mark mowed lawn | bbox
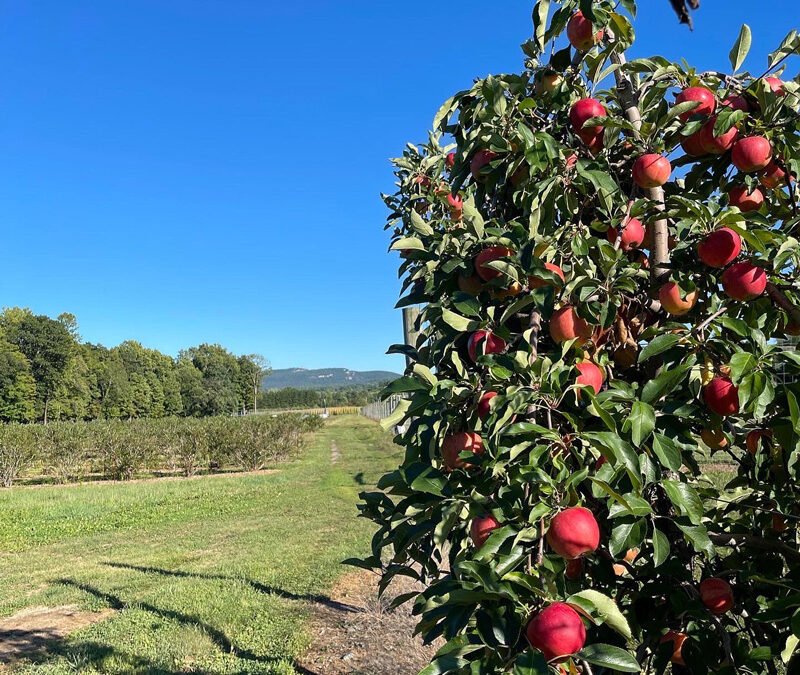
[0,416,400,675]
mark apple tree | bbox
[352,2,800,673]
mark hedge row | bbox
[0,413,324,487]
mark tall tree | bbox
[0,342,36,422]
[238,354,271,413]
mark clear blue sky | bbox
[1,1,796,372]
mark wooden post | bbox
[402,307,420,369]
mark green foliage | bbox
[356,1,800,673]
[258,384,388,410]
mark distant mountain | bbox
[261,368,400,391]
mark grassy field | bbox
[0,415,401,675]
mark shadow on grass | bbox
[54,579,321,675]
[102,562,360,613]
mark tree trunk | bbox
[43,396,49,425]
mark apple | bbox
[470,514,501,548]
[746,429,772,454]
[700,578,734,614]
[681,131,707,157]
[728,185,763,212]
[475,246,514,282]
[565,558,583,580]
[722,94,749,112]
[765,76,785,96]
[660,631,688,666]
[413,174,431,189]
[492,282,523,300]
[546,506,600,559]
[579,128,604,153]
[529,262,565,289]
[595,455,608,469]
[721,262,767,301]
[699,118,738,154]
[471,150,499,181]
[442,432,484,470]
[565,152,578,169]
[731,136,772,173]
[659,282,698,316]
[759,161,793,189]
[607,217,645,251]
[703,376,740,417]
[446,151,456,169]
[576,361,603,396]
[772,513,788,533]
[458,274,483,296]
[698,228,742,268]
[785,321,800,337]
[701,427,728,450]
[468,330,506,362]
[675,86,716,121]
[477,391,498,419]
[550,306,592,344]
[526,603,586,662]
[447,194,463,221]
[613,548,639,576]
[567,11,604,51]
[535,70,563,95]
[632,154,671,188]
[569,98,606,134]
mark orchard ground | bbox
[0,415,735,674]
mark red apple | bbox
[467,330,506,362]
[721,262,767,301]
[471,150,498,181]
[576,361,603,396]
[698,228,742,268]
[550,306,592,344]
[470,514,501,548]
[413,174,431,189]
[728,185,763,212]
[458,274,483,296]
[759,161,792,189]
[607,217,645,251]
[579,127,605,153]
[722,94,749,112]
[731,136,772,173]
[447,194,463,221]
[565,558,583,579]
[526,603,586,662]
[660,631,688,666]
[565,152,578,169]
[675,86,716,121]
[786,321,800,337]
[700,578,734,615]
[442,432,484,470]
[659,282,698,316]
[701,427,728,450]
[446,151,456,169]
[569,98,606,133]
[477,391,498,420]
[474,246,514,282]
[681,131,707,157]
[746,429,772,454]
[546,506,600,559]
[699,118,738,155]
[529,262,566,289]
[765,77,785,96]
[567,11,603,51]
[632,154,671,188]
[703,377,740,416]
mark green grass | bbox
[0,415,401,675]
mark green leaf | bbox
[651,433,682,472]
[404,463,451,497]
[576,644,641,672]
[638,334,679,363]
[662,480,703,524]
[729,351,757,383]
[512,650,549,675]
[641,364,691,404]
[729,24,752,71]
[568,589,632,640]
[676,522,716,558]
[609,518,647,558]
[768,30,799,69]
[380,398,411,431]
[410,209,434,236]
[441,309,479,332]
[390,236,425,252]
[652,526,670,567]
[532,0,550,53]
[625,401,655,446]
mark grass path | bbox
[0,416,399,674]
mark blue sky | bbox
[1,1,797,372]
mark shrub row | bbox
[0,413,324,487]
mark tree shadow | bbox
[102,562,360,613]
[55,579,321,675]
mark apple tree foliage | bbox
[351,1,800,673]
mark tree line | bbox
[0,413,323,487]
[0,307,270,423]
[257,384,388,410]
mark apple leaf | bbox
[729,24,752,72]
[568,589,633,640]
[638,333,680,363]
[576,644,641,672]
[652,526,670,567]
[624,401,655,446]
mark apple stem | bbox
[580,660,595,675]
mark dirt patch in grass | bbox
[0,605,114,664]
[298,569,439,675]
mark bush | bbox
[0,424,36,487]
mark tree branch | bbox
[766,282,800,327]
[709,532,800,563]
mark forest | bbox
[0,307,268,423]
